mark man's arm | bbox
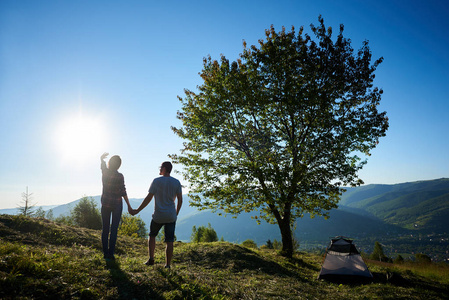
[176,193,183,215]
[134,193,154,215]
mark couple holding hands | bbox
[100,153,182,269]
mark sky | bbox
[1,0,448,209]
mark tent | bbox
[318,236,373,280]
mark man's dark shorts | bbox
[149,220,176,242]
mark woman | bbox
[100,152,133,260]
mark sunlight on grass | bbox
[1,215,449,299]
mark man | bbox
[132,161,182,268]
[100,152,133,260]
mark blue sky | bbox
[0,0,448,209]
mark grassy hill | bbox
[1,215,449,299]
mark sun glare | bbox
[54,114,107,165]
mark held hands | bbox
[128,206,138,216]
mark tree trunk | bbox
[278,217,293,258]
[268,202,294,258]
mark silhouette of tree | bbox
[18,186,36,217]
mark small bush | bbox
[242,239,258,249]
[191,223,218,243]
[272,239,282,250]
[119,213,147,238]
[415,253,432,264]
[394,254,404,264]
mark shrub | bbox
[242,239,258,249]
[118,213,147,238]
[191,223,218,243]
[272,239,282,250]
[54,214,75,226]
[394,254,404,264]
[415,253,431,264]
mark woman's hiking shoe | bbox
[144,258,154,266]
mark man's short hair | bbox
[161,161,172,174]
[109,155,122,171]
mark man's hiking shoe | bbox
[165,265,171,269]
[144,258,154,266]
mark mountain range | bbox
[2,178,448,259]
[340,178,449,232]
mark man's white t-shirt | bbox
[149,176,182,223]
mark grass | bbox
[1,214,448,299]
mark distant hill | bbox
[3,195,402,246]
[0,205,58,216]
[176,206,404,248]
[340,178,449,231]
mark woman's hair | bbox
[108,155,122,171]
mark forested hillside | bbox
[340,178,449,231]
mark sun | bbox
[54,113,107,165]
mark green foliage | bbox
[54,214,75,226]
[171,16,388,258]
[241,239,258,249]
[118,213,148,238]
[415,253,432,264]
[34,207,46,218]
[45,209,54,220]
[370,241,389,262]
[71,196,102,230]
[394,254,404,264]
[191,224,218,243]
[265,239,274,249]
[272,239,283,250]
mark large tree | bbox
[171,17,389,258]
